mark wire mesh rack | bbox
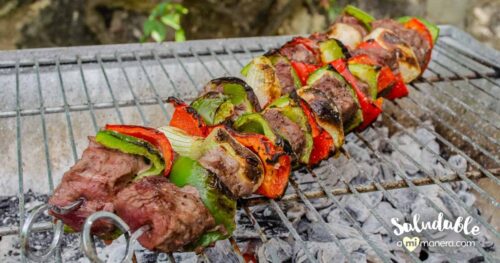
[0,26,498,262]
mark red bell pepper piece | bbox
[330,59,383,130]
[383,74,409,100]
[105,124,174,176]
[228,130,291,199]
[167,97,209,137]
[402,18,433,72]
[290,61,320,85]
[377,66,397,94]
[348,54,378,66]
[299,100,334,166]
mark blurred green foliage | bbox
[142,1,188,43]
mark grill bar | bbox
[1,26,498,262]
[435,42,500,93]
[96,54,125,124]
[115,54,150,126]
[432,47,499,102]
[409,79,500,149]
[77,57,99,132]
[422,69,500,129]
[15,61,27,263]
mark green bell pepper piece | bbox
[343,5,375,31]
[170,156,236,249]
[95,130,165,179]
[397,16,440,44]
[213,100,235,124]
[348,63,378,99]
[307,66,347,86]
[241,61,252,76]
[319,39,346,63]
[191,93,230,125]
[233,113,278,143]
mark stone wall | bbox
[0,0,498,50]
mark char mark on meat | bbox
[199,128,263,197]
[262,109,305,158]
[351,40,400,72]
[114,176,215,252]
[48,137,148,235]
[310,75,359,123]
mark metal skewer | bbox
[20,198,84,261]
[81,211,150,263]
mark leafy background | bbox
[0,0,498,50]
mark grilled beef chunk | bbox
[48,137,148,235]
[309,75,359,123]
[351,40,399,72]
[262,108,305,157]
[372,19,430,68]
[199,147,241,196]
[114,176,215,252]
[274,60,297,94]
[199,128,264,197]
[280,44,317,64]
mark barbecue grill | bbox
[0,26,498,262]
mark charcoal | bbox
[362,202,404,236]
[342,196,371,222]
[448,155,468,174]
[257,238,292,263]
[203,240,241,263]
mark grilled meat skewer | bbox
[22,5,439,260]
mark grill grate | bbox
[0,26,498,262]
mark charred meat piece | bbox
[48,137,148,235]
[351,40,399,72]
[114,176,215,252]
[372,19,431,68]
[274,59,298,94]
[280,43,317,64]
[199,128,264,197]
[309,74,359,123]
[262,108,306,157]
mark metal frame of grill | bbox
[0,25,498,262]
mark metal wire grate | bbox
[0,26,498,262]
